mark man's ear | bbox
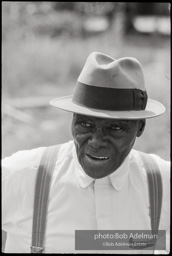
[137,119,146,137]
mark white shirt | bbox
[2,140,170,254]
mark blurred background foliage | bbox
[2,2,170,160]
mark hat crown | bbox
[78,52,145,90]
[50,51,165,119]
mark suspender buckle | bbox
[30,246,44,253]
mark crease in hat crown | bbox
[77,52,145,90]
[49,51,166,119]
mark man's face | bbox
[72,114,145,179]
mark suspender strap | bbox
[139,151,163,234]
[31,145,59,253]
[129,151,163,250]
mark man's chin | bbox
[86,171,108,179]
[81,156,116,179]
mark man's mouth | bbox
[86,154,109,161]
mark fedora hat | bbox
[50,52,165,119]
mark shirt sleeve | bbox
[1,147,45,232]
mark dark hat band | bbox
[72,82,148,111]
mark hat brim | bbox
[50,96,165,119]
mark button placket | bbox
[94,178,111,229]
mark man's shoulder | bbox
[2,141,74,179]
[130,149,170,178]
[130,151,170,233]
[2,146,45,173]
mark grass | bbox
[2,30,170,160]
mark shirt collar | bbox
[108,155,130,191]
[73,145,95,188]
[72,142,131,191]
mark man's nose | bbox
[88,129,107,149]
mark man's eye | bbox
[80,122,92,127]
[111,126,122,131]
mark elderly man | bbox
[2,52,170,254]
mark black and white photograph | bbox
[2,2,170,254]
